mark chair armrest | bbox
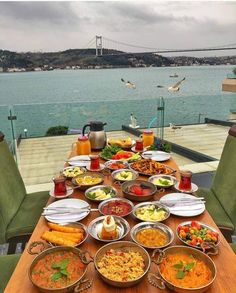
[0,132,4,142]
[218,225,234,242]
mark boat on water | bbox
[169,73,178,78]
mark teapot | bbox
[82,121,107,150]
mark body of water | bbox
[0,65,235,140]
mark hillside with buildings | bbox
[0,48,235,72]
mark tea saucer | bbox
[86,164,105,172]
[174,182,198,193]
[49,186,74,199]
[131,146,147,153]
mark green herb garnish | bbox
[176,271,185,279]
[173,261,195,280]
[173,261,183,269]
[87,192,97,199]
[51,259,69,281]
[51,272,63,281]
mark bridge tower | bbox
[95,35,103,56]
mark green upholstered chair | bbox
[230,243,236,254]
[0,132,49,253]
[0,253,21,293]
[197,125,236,241]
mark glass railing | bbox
[1,94,235,141]
[0,105,17,160]
[11,99,160,139]
[227,73,236,79]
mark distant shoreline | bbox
[0,63,235,74]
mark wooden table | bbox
[5,153,236,293]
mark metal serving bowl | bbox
[87,215,130,242]
[48,222,88,248]
[148,175,177,189]
[94,241,151,288]
[62,166,86,179]
[131,222,174,249]
[111,168,139,183]
[98,197,134,217]
[132,201,170,222]
[176,221,220,253]
[149,246,217,293]
[72,172,104,190]
[84,185,118,202]
[28,243,89,293]
[122,180,157,202]
[104,160,129,171]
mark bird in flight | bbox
[121,78,136,89]
[168,77,186,92]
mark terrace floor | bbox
[17,130,193,187]
[17,123,229,188]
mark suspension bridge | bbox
[81,35,236,57]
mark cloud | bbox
[0,2,78,25]
[0,1,235,55]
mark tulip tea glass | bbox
[90,155,100,170]
[179,170,192,191]
[53,175,67,196]
[135,138,144,151]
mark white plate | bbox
[142,151,171,162]
[160,193,205,217]
[174,182,198,193]
[86,164,105,172]
[45,198,90,224]
[67,155,90,167]
[49,186,73,199]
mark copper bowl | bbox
[94,241,151,287]
[149,246,217,293]
[28,242,90,293]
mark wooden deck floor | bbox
[17,130,193,186]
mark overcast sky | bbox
[0,1,236,57]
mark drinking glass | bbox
[135,138,144,151]
[90,155,100,170]
[179,170,192,191]
[142,130,154,147]
[53,175,67,196]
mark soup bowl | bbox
[148,245,217,293]
[28,242,91,293]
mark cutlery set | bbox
[42,206,98,216]
[42,197,205,216]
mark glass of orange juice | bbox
[142,130,154,147]
[76,135,91,155]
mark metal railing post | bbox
[8,108,18,164]
[157,97,165,140]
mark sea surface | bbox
[0,65,235,140]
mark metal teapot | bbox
[82,121,107,150]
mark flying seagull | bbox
[168,77,185,92]
[121,78,136,89]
